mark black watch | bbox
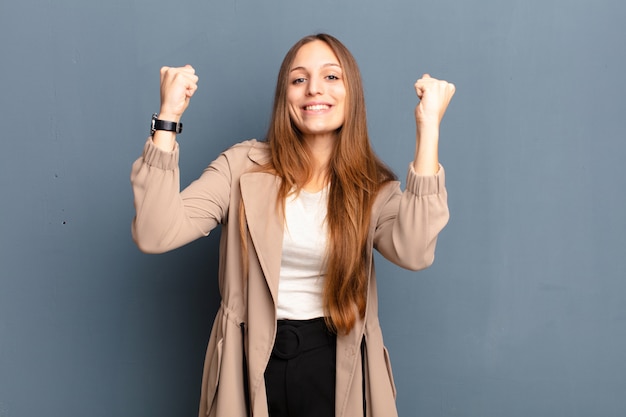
[150,113,183,135]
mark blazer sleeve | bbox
[130,138,233,254]
[373,164,449,271]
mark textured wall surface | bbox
[1,0,625,416]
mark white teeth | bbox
[305,104,330,111]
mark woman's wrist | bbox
[151,130,177,152]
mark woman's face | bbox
[286,40,346,142]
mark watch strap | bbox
[151,113,183,135]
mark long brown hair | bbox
[264,34,396,334]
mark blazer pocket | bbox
[205,337,224,414]
[383,346,397,399]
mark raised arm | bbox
[412,74,455,175]
[373,75,454,270]
[131,65,231,254]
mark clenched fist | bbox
[414,74,455,128]
[159,65,199,122]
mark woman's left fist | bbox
[414,74,455,126]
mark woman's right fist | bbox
[159,65,198,121]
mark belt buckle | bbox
[272,325,301,360]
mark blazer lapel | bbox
[239,147,283,305]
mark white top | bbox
[276,187,329,320]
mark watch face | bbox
[150,114,157,135]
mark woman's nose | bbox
[306,77,323,96]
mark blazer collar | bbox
[246,141,271,166]
[239,143,283,304]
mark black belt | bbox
[272,317,335,360]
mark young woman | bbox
[131,33,454,417]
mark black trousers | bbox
[264,318,337,417]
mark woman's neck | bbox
[302,133,335,193]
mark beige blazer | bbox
[131,138,449,417]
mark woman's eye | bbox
[292,78,306,85]
[326,74,339,80]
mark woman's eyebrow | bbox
[290,63,342,72]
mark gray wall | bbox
[1,0,625,416]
